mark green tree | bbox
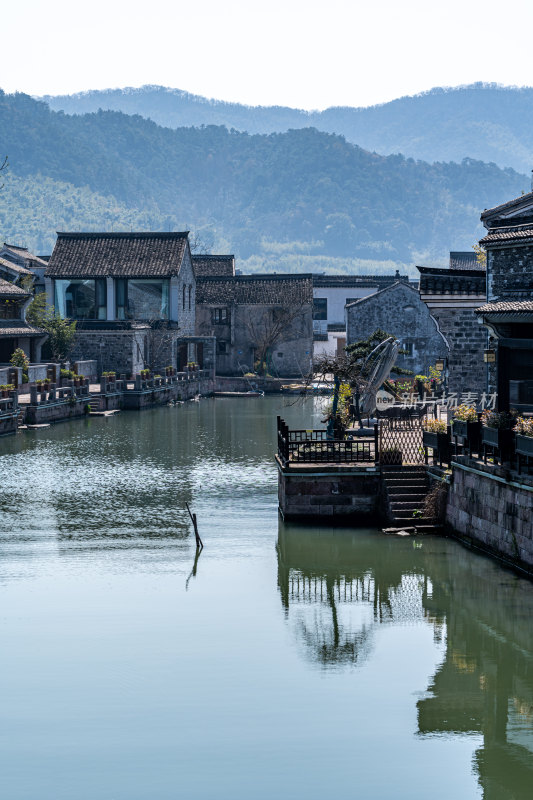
[43,310,77,363]
[26,291,47,326]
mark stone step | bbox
[385,478,428,492]
[390,499,426,509]
[389,494,428,503]
[391,510,433,522]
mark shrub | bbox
[453,404,478,422]
[423,419,447,433]
[515,416,533,437]
[481,409,516,429]
[10,348,29,371]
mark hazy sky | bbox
[3,0,533,109]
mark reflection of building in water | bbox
[277,523,533,797]
[418,553,533,799]
[277,523,444,667]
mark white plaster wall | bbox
[313,286,377,326]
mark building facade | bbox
[476,193,533,412]
[0,278,46,364]
[196,274,313,377]
[346,281,448,376]
[312,272,410,357]
[418,261,487,396]
[45,232,201,375]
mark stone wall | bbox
[446,456,533,575]
[70,330,146,376]
[430,307,487,395]
[196,302,313,377]
[346,283,448,376]
[487,245,533,301]
[277,459,381,519]
[177,247,196,335]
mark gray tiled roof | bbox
[480,226,533,245]
[477,301,533,313]
[312,273,409,288]
[0,256,33,276]
[2,244,49,268]
[196,274,313,305]
[449,251,480,270]
[46,232,190,278]
[192,254,235,278]
[0,278,30,297]
[480,191,533,222]
[0,320,45,336]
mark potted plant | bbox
[515,416,533,458]
[0,384,8,398]
[452,404,481,453]
[423,419,451,464]
[481,409,516,459]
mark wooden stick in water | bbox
[186,503,204,549]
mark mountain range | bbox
[0,87,528,273]
[44,83,533,174]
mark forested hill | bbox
[43,83,533,174]
[0,91,527,271]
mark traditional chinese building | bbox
[0,278,46,364]
[195,274,313,377]
[418,252,487,396]
[44,232,212,375]
[476,194,533,412]
[345,281,448,376]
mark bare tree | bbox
[189,230,215,255]
[143,321,178,373]
[246,301,310,376]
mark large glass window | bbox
[55,279,106,320]
[313,298,328,320]
[115,278,169,320]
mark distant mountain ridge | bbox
[42,83,533,173]
[0,90,528,270]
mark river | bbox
[0,396,532,799]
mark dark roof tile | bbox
[46,232,190,278]
[192,254,235,278]
[0,278,30,297]
[196,274,313,305]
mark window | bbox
[277,352,283,358]
[213,308,228,324]
[115,279,169,320]
[313,298,327,321]
[183,284,186,310]
[55,279,106,320]
[188,285,192,311]
[217,340,228,354]
[402,341,414,356]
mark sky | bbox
[3,0,533,109]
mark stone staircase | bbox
[87,396,103,413]
[381,466,435,528]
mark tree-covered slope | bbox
[43,83,533,173]
[0,91,528,268]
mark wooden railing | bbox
[277,417,377,465]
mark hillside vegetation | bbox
[0,90,528,270]
[43,83,533,174]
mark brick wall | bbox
[446,458,533,574]
[487,245,533,301]
[430,307,487,395]
[347,283,448,375]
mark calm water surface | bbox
[0,396,532,799]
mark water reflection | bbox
[277,522,533,798]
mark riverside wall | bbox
[446,456,533,575]
[277,457,381,520]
